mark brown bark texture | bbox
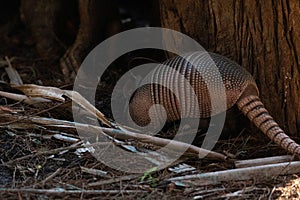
[159,0,300,136]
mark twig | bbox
[40,168,62,185]
[88,174,140,187]
[218,187,267,198]
[0,101,68,126]
[0,188,147,195]
[64,90,113,127]
[4,141,112,165]
[81,167,111,178]
[0,91,51,105]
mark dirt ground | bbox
[0,9,300,200]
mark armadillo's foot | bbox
[60,42,90,82]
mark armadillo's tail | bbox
[237,95,300,155]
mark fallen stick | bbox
[168,161,300,187]
[234,155,295,168]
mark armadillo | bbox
[128,51,300,155]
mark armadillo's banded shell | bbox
[129,52,258,126]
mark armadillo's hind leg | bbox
[237,95,300,155]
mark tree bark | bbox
[160,0,300,136]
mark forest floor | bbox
[0,27,300,200]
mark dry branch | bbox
[235,155,295,168]
[0,91,51,104]
[168,161,300,187]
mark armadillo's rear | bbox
[129,51,300,155]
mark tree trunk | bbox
[159,0,300,136]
